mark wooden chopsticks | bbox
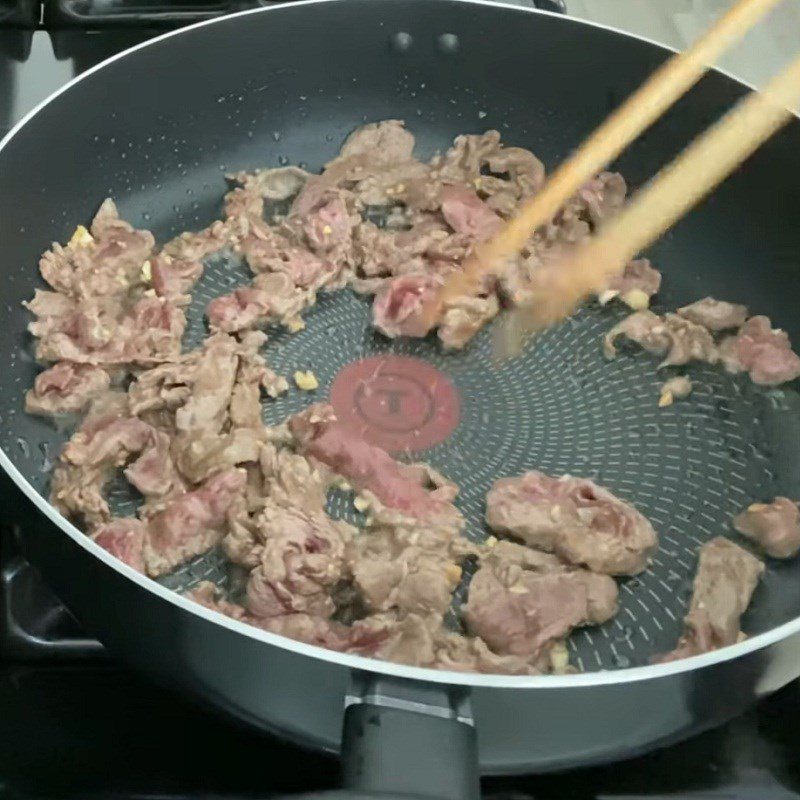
[423,0,793,353]
[501,52,800,350]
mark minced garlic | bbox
[69,225,94,248]
[621,289,650,311]
[293,370,319,391]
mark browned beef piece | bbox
[173,333,238,435]
[142,468,247,576]
[206,272,313,333]
[603,310,717,368]
[162,219,232,262]
[372,273,442,339]
[604,258,662,300]
[174,428,265,485]
[438,293,499,350]
[230,331,287,425]
[724,316,800,386]
[52,394,183,523]
[61,414,152,468]
[439,184,503,241]
[432,628,540,675]
[27,201,186,368]
[242,230,335,290]
[677,297,748,331]
[27,291,185,367]
[188,582,391,656]
[123,429,184,501]
[661,537,764,662]
[259,442,331,511]
[245,501,354,618]
[464,541,618,665]
[39,199,154,299]
[229,166,309,205]
[25,362,111,417]
[487,471,657,576]
[346,526,463,618]
[150,253,204,306]
[322,120,417,186]
[734,498,800,559]
[221,442,332,568]
[51,463,113,528]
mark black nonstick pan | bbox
[2,2,800,798]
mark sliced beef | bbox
[259,442,331,512]
[174,428,263,485]
[486,471,657,575]
[246,502,353,618]
[433,629,540,675]
[124,429,183,501]
[289,404,449,517]
[206,286,273,334]
[62,415,152,468]
[439,185,503,241]
[188,582,391,656]
[29,293,185,367]
[244,235,334,291]
[51,463,113,527]
[352,221,427,279]
[729,316,800,386]
[39,199,154,300]
[150,253,204,306]
[438,293,499,350]
[603,310,717,368]
[25,362,111,417]
[605,258,662,300]
[346,526,463,617]
[174,333,238,434]
[229,166,309,204]
[207,272,312,333]
[27,202,186,368]
[128,353,198,417]
[734,498,800,559]
[92,518,146,572]
[434,130,504,185]
[323,120,417,184]
[464,540,618,665]
[677,297,748,331]
[372,273,441,339]
[143,468,246,576]
[661,537,763,661]
[162,220,232,262]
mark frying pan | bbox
[2,1,800,797]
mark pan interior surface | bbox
[1,0,800,675]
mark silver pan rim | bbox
[2,0,798,689]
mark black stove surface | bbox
[1,3,800,798]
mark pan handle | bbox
[339,674,480,800]
[272,674,480,800]
[533,0,567,13]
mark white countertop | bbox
[566,0,800,92]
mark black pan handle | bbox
[273,674,480,800]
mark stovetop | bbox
[2,1,800,797]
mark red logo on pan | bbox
[330,356,460,453]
